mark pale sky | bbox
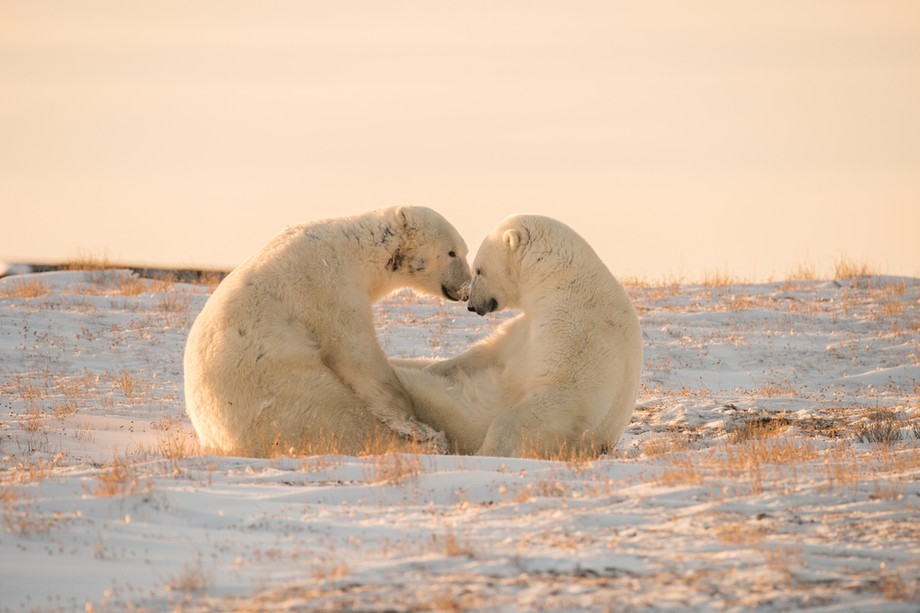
[2,1,918,281]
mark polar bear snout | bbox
[441,284,462,302]
[438,258,472,302]
[468,296,498,316]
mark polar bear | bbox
[184,206,470,457]
[395,214,643,458]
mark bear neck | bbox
[518,263,601,314]
[360,220,413,300]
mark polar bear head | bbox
[467,214,580,316]
[390,206,471,302]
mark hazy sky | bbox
[2,1,918,281]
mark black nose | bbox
[467,305,476,312]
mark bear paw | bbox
[397,418,450,454]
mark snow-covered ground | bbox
[1,269,918,612]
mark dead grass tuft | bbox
[785,261,818,283]
[157,428,202,468]
[2,490,63,536]
[724,429,819,470]
[653,417,824,493]
[165,552,215,594]
[855,409,905,446]
[701,269,736,289]
[714,515,766,546]
[17,406,48,433]
[1,278,49,299]
[439,527,476,557]
[364,452,424,485]
[726,415,792,445]
[112,369,150,402]
[642,431,692,457]
[748,378,798,398]
[879,572,920,602]
[656,455,705,487]
[719,293,760,312]
[0,454,66,486]
[834,255,877,280]
[89,454,149,498]
[64,252,117,272]
[53,401,77,419]
[6,372,51,400]
[115,277,148,297]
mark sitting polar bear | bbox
[184,206,470,457]
[395,214,643,458]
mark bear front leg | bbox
[322,339,448,452]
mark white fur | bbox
[184,206,470,456]
[396,214,643,458]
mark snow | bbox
[1,270,918,611]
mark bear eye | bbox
[448,251,456,258]
[475,268,482,276]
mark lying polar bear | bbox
[395,214,643,458]
[184,206,470,456]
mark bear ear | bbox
[502,228,526,251]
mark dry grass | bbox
[364,452,424,485]
[113,277,149,297]
[718,292,760,312]
[56,369,101,398]
[0,454,66,486]
[438,527,476,557]
[111,369,151,402]
[0,278,49,299]
[642,431,693,457]
[823,458,863,491]
[53,400,77,419]
[701,269,736,288]
[157,428,203,471]
[17,406,47,433]
[165,552,215,594]
[89,454,149,498]
[154,289,193,327]
[489,429,614,462]
[2,490,63,536]
[722,426,819,491]
[713,514,766,546]
[879,572,920,602]
[645,417,920,501]
[622,276,684,295]
[746,378,798,398]
[656,454,706,487]
[725,415,789,444]
[726,419,818,463]
[5,371,52,400]
[855,408,906,445]
[834,255,877,280]
[785,261,818,283]
[654,417,823,492]
[64,252,118,272]
[821,442,920,501]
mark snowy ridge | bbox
[1,271,918,611]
